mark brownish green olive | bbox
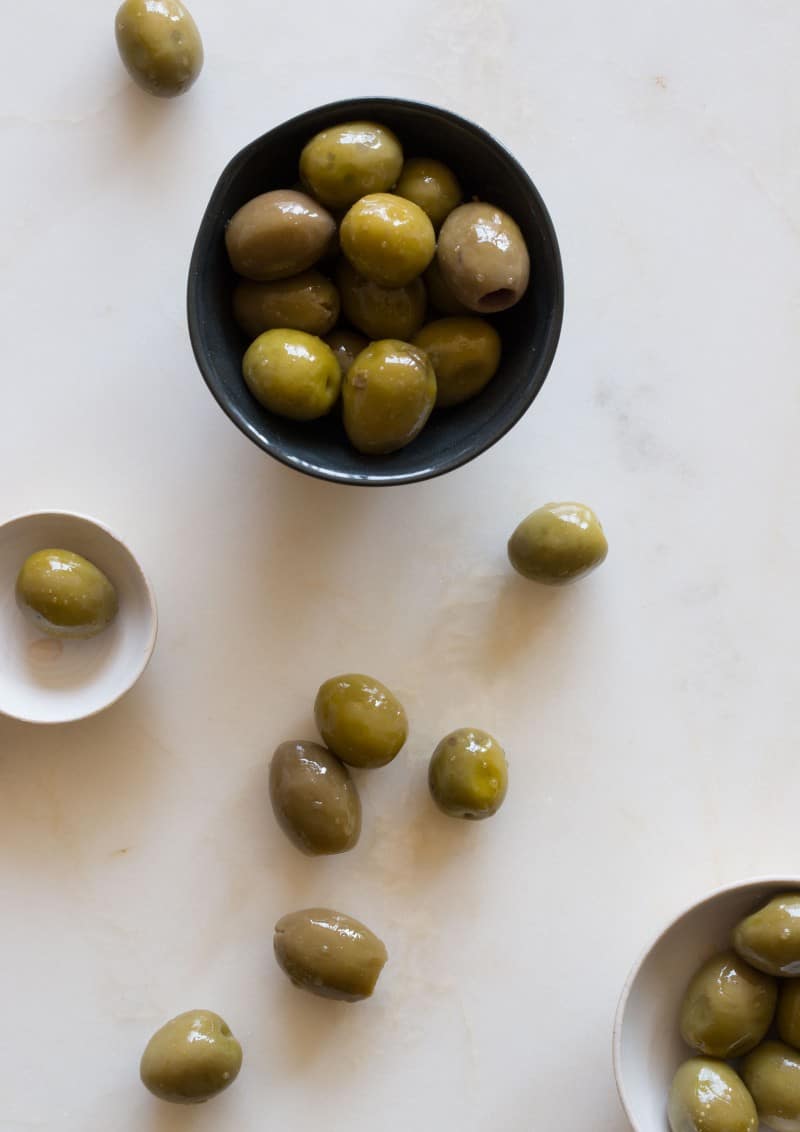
[242,329,341,420]
[343,340,436,455]
[299,122,403,210]
[428,729,508,820]
[314,673,407,769]
[115,0,203,98]
[733,894,800,976]
[336,260,426,340]
[16,549,118,639]
[778,982,800,1050]
[413,317,501,407]
[274,908,388,1002]
[233,271,339,339]
[437,202,530,313]
[424,258,470,316]
[325,329,368,377]
[668,1059,758,1132]
[742,1042,800,1132]
[395,157,462,230]
[225,190,335,282]
[340,193,435,286]
[269,740,361,856]
[679,950,777,1058]
[140,1010,242,1104]
[507,502,608,585]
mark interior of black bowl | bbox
[188,97,564,485]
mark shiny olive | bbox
[742,1042,800,1132]
[325,329,368,377]
[424,258,470,316]
[270,740,361,856]
[16,549,118,639]
[779,982,800,1050]
[733,893,800,976]
[314,673,407,769]
[428,729,508,820]
[242,329,340,421]
[336,259,426,340]
[395,157,462,230]
[679,950,777,1058]
[115,0,203,98]
[233,272,339,339]
[343,339,436,455]
[299,121,403,210]
[437,201,530,313]
[140,1010,242,1104]
[668,1059,758,1132]
[225,190,335,282]
[340,193,435,286]
[507,502,608,585]
[274,908,388,1002]
[413,316,501,407]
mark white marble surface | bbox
[1,2,799,1129]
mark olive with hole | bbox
[742,1041,800,1132]
[115,0,203,98]
[314,673,407,769]
[779,982,800,1050]
[395,157,462,230]
[270,740,361,856]
[437,202,530,313]
[300,121,403,210]
[325,329,368,377]
[679,950,777,1058]
[507,502,608,585]
[733,894,800,976]
[667,1059,757,1132]
[140,1010,242,1104]
[274,908,388,1001]
[226,190,335,282]
[428,728,508,820]
[424,258,470,316]
[242,329,341,421]
[343,340,436,455]
[337,260,426,341]
[16,549,118,639]
[413,317,501,407]
[233,272,340,339]
[340,193,435,287]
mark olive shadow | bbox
[268,977,351,1073]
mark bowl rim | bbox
[0,508,159,725]
[612,873,800,1131]
[187,95,565,487]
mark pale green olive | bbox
[340,193,435,286]
[742,1041,800,1132]
[428,728,508,820]
[242,329,341,421]
[395,157,462,230]
[507,502,608,585]
[343,339,436,455]
[274,908,388,1001]
[668,1059,758,1132]
[679,950,777,1058]
[115,0,203,98]
[16,549,118,639]
[314,673,407,769]
[413,316,501,407]
[299,122,403,210]
[140,1010,242,1104]
[733,894,800,976]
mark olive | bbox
[325,329,368,377]
[507,502,608,585]
[428,728,508,820]
[242,329,341,421]
[733,893,800,976]
[269,740,361,856]
[424,258,470,316]
[395,157,462,230]
[779,982,800,1050]
[668,1059,757,1132]
[413,316,501,407]
[343,340,436,455]
[140,1010,242,1104]
[742,1041,800,1132]
[115,0,203,98]
[340,193,435,286]
[16,549,118,639]
[225,190,335,282]
[274,908,388,1002]
[299,121,403,210]
[336,260,426,340]
[314,673,407,769]
[679,950,777,1058]
[437,201,530,313]
[233,271,339,339]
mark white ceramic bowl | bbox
[0,511,157,724]
[613,876,800,1132]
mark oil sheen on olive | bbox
[437,201,530,313]
[115,0,203,98]
[314,673,408,769]
[340,193,436,287]
[16,549,118,639]
[667,1059,758,1132]
[299,121,404,210]
[679,950,777,1058]
[413,316,501,407]
[507,502,608,585]
[742,1041,800,1132]
[269,740,361,856]
[394,157,462,230]
[242,329,341,421]
[428,728,508,820]
[733,894,800,976]
[233,272,339,339]
[343,340,436,455]
[273,908,388,1001]
[225,190,335,282]
[140,1010,242,1104]
[336,260,426,340]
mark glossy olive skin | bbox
[508,502,608,585]
[680,950,777,1058]
[742,1042,800,1132]
[115,0,203,98]
[395,157,462,230]
[734,894,800,976]
[325,329,368,377]
[428,729,508,820]
[140,1010,242,1104]
[668,1059,758,1132]
[242,329,341,421]
[413,317,501,408]
[314,673,407,769]
[270,740,361,856]
[337,260,426,340]
[225,190,335,282]
[299,121,403,210]
[16,549,118,639]
[274,908,388,1001]
[343,340,436,455]
[424,258,470,316]
[233,272,339,339]
[438,202,530,313]
[340,194,435,287]
[778,982,800,1050]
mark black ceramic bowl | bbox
[188,97,564,486]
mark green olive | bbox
[340,193,435,286]
[742,1041,800,1132]
[437,201,530,313]
[274,908,388,1002]
[424,258,470,316]
[779,982,800,1050]
[325,329,368,377]
[115,0,203,98]
[679,950,777,1058]
[233,272,339,339]
[413,316,501,407]
[336,260,426,340]
[395,157,462,230]
[428,729,508,820]
[270,740,361,856]
[140,1010,242,1104]
[507,502,608,585]
[16,549,118,639]
[225,190,336,282]
[299,121,403,210]
[733,893,800,976]
[314,673,407,769]
[343,339,436,455]
[242,329,341,421]
[668,1059,758,1132]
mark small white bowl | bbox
[0,511,157,724]
[613,875,800,1132]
